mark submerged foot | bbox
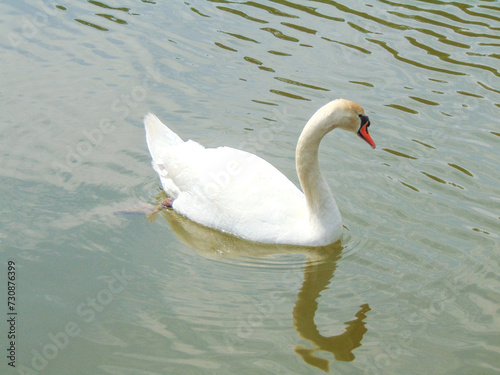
[113,197,174,221]
[144,198,174,220]
[146,198,174,217]
[161,198,175,208]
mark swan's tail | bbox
[144,113,184,163]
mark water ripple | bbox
[3,0,500,373]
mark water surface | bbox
[1,0,499,374]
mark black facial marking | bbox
[358,114,370,128]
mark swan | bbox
[144,99,375,246]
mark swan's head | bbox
[313,99,376,149]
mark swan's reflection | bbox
[154,207,370,372]
[293,254,370,371]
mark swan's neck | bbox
[296,119,341,232]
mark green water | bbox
[1,0,499,374]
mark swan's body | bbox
[144,99,375,246]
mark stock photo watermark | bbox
[51,65,164,186]
[362,277,463,375]
[15,268,135,375]
[7,1,64,48]
[6,261,17,369]
[223,268,302,352]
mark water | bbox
[1,0,499,374]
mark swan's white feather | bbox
[145,114,309,244]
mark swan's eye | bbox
[359,114,370,128]
[357,114,375,148]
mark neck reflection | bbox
[293,251,370,372]
[156,208,370,372]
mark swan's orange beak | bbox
[358,120,376,149]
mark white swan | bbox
[144,99,375,246]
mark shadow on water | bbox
[151,206,370,372]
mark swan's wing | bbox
[144,114,184,154]
[158,141,306,242]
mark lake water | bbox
[1,0,499,374]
